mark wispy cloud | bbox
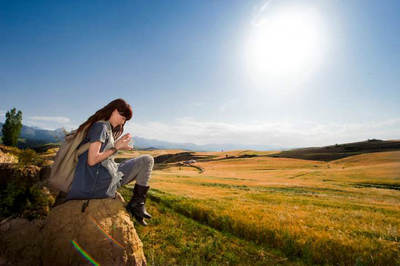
[126,117,400,148]
[251,0,277,27]
[24,116,77,131]
[28,116,71,123]
[6,113,399,148]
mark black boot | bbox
[135,184,152,219]
[126,184,152,226]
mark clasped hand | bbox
[114,133,134,151]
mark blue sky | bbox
[1,0,399,148]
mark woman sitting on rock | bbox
[65,98,154,226]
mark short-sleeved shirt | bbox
[65,121,115,200]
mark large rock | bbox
[42,197,146,266]
[0,149,18,164]
[0,197,146,266]
[0,217,45,265]
[0,163,42,187]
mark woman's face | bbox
[111,108,127,127]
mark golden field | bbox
[35,145,400,264]
[123,150,400,265]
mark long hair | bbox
[76,98,133,140]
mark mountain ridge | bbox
[0,122,285,151]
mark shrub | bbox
[17,148,44,167]
[0,164,54,220]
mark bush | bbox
[0,164,54,220]
[17,148,44,167]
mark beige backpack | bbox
[48,124,92,193]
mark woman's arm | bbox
[87,141,117,166]
[87,132,132,166]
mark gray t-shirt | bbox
[65,121,116,200]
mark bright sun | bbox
[244,5,327,90]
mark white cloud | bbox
[125,117,400,148]
[28,116,71,123]
[24,116,77,131]
[16,114,399,147]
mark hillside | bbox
[132,149,400,265]
[1,142,399,264]
[267,139,400,161]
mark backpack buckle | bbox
[81,200,90,213]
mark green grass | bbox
[122,185,400,266]
[118,186,298,266]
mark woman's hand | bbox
[114,133,134,151]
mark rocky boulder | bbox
[0,148,18,164]
[1,197,146,266]
[0,217,45,265]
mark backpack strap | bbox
[77,142,91,156]
[75,120,108,157]
[81,199,90,213]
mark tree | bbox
[2,108,23,147]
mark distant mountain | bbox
[0,122,285,151]
[0,122,65,147]
[132,136,285,151]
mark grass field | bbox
[119,150,400,265]
[119,186,298,265]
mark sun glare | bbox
[244,5,328,91]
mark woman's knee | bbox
[140,155,154,169]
